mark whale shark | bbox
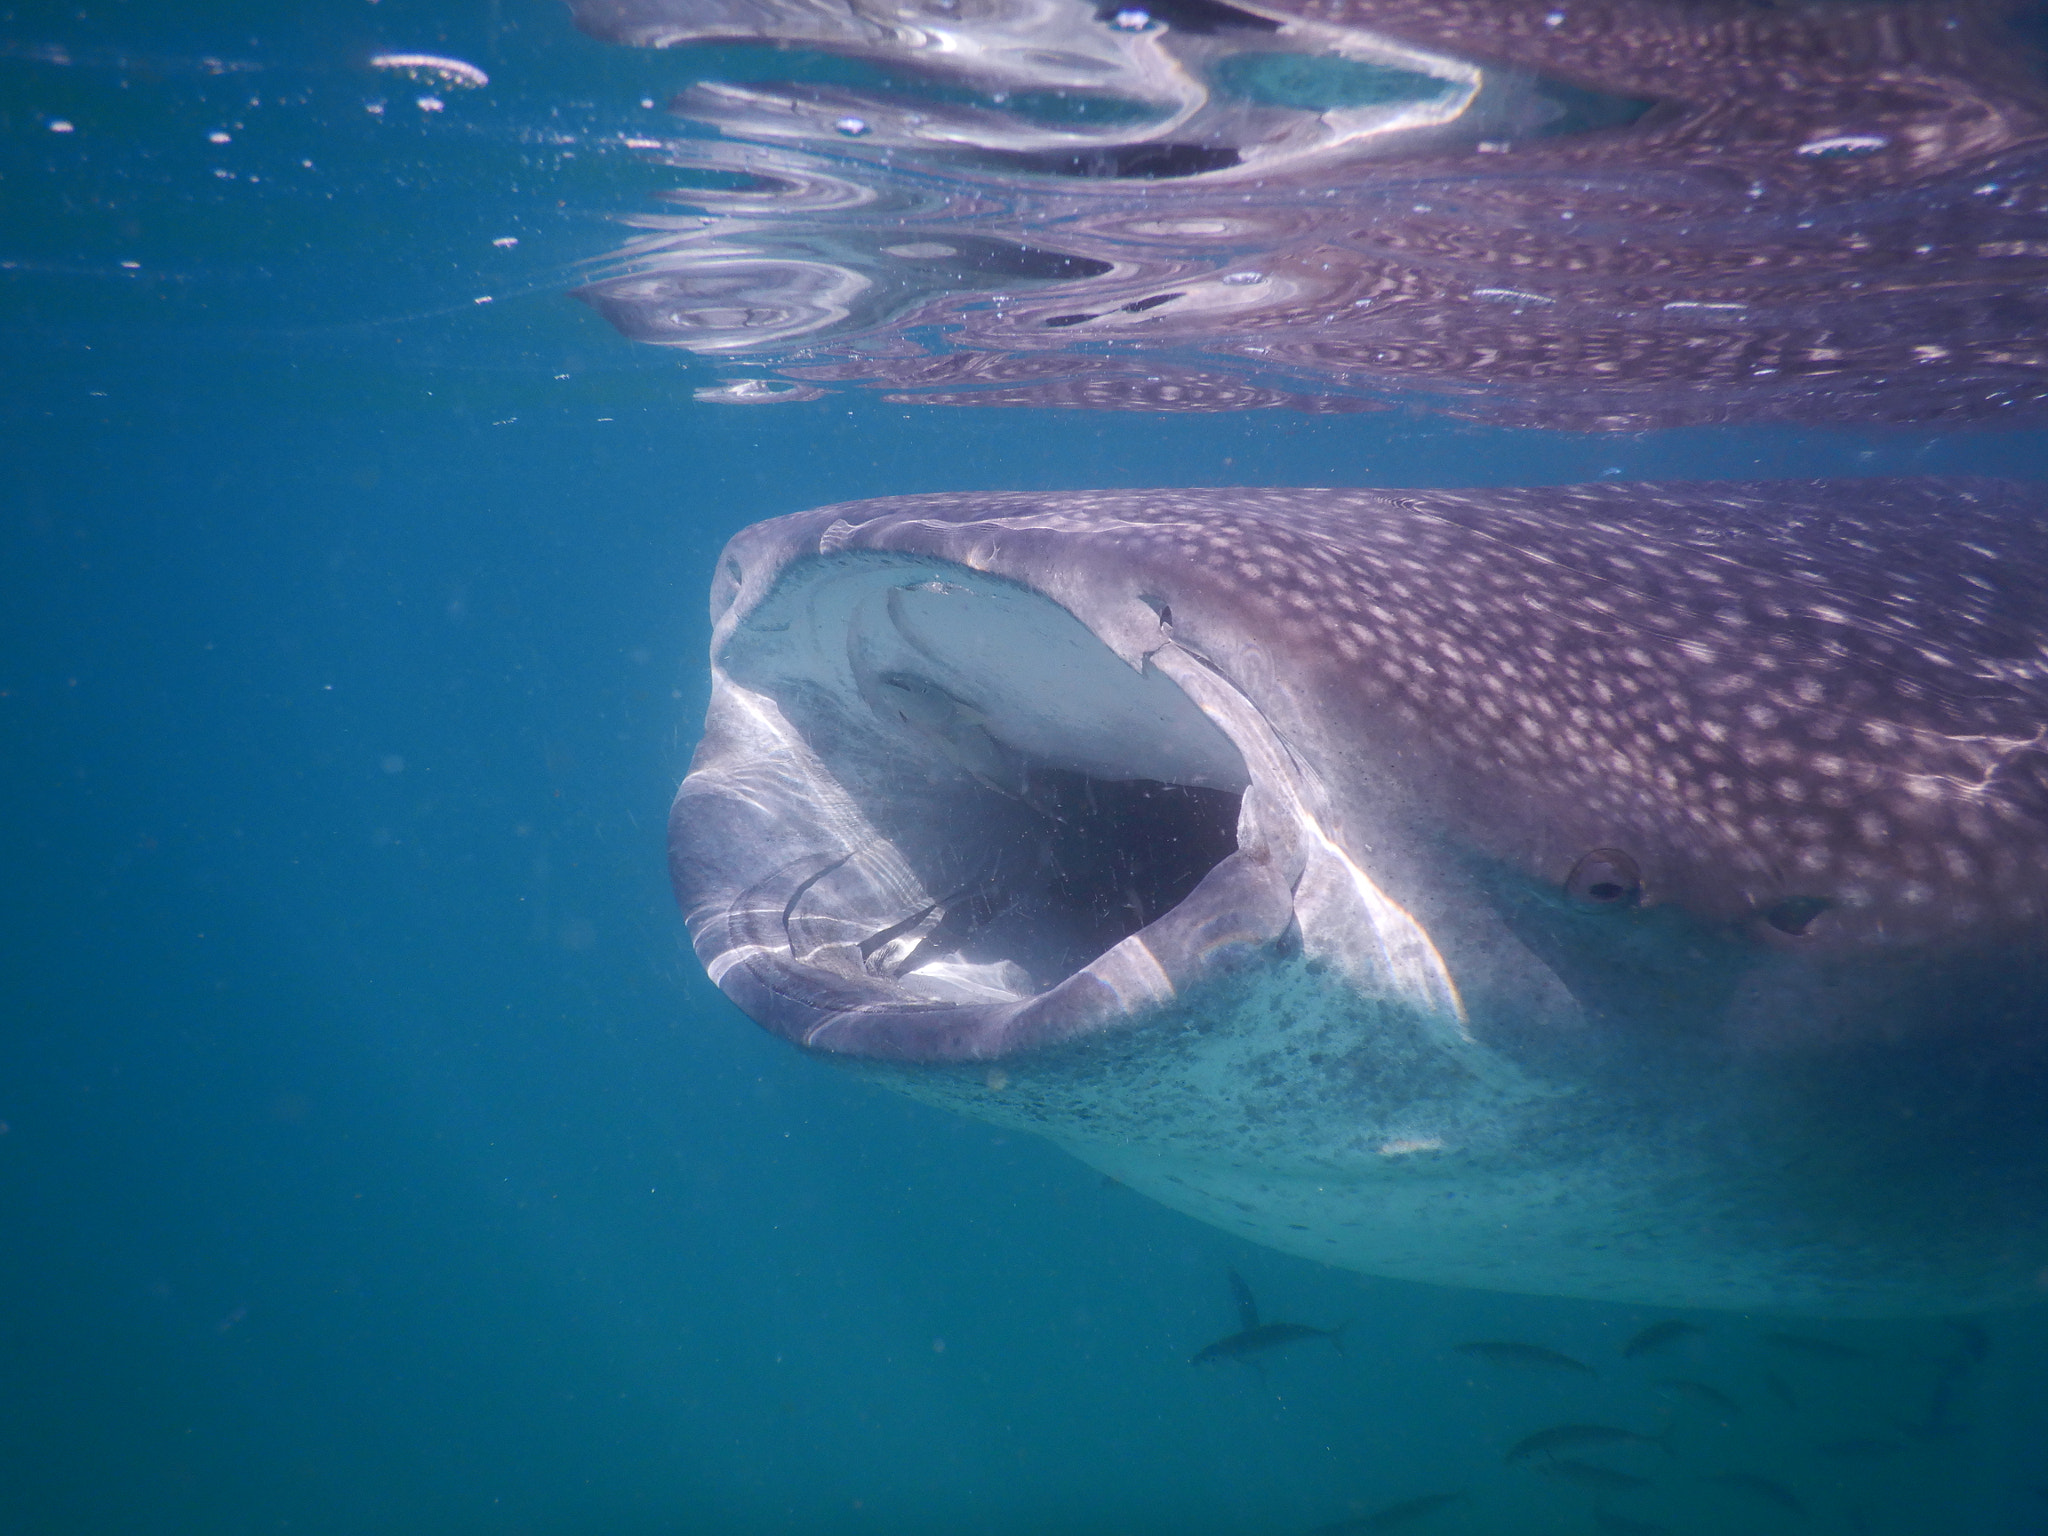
[670,480,2048,1315]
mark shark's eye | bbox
[1565,848,1641,907]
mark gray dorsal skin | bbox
[671,480,2048,1315]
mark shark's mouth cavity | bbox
[825,760,1244,998]
[682,554,1286,1059]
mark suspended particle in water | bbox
[1113,8,1151,28]
[834,115,869,137]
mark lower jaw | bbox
[847,956,2048,1315]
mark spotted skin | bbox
[675,480,2048,1312]
[719,481,2048,952]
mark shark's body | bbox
[671,481,2048,1314]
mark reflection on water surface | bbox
[568,0,2048,426]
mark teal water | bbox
[7,3,2048,1534]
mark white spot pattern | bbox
[768,481,2048,949]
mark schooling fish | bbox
[1193,1321,1345,1366]
[1762,1332,1868,1362]
[1622,1320,1705,1359]
[1192,1269,1344,1364]
[1944,1319,1990,1367]
[1533,1460,1651,1492]
[673,480,2048,1315]
[1764,1374,1801,1411]
[1504,1424,1672,1463]
[1594,1511,1673,1536]
[1456,1341,1596,1375]
[1309,1492,1462,1534]
[1704,1472,1807,1518]
[1908,1319,1992,1439]
[1655,1379,1744,1416]
[1228,1267,1260,1332]
[1816,1437,1906,1460]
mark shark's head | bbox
[672,481,2048,1314]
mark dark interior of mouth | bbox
[847,768,1243,994]
[719,558,1253,1003]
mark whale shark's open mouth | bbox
[674,552,1309,1059]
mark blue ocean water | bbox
[6,3,2048,1534]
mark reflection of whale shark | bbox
[671,480,2048,1315]
[573,0,2048,425]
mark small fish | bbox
[1704,1471,1807,1518]
[1816,1437,1904,1460]
[1902,1319,1991,1440]
[1228,1267,1260,1332]
[1192,1320,1345,1365]
[1504,1423,1673,1463]
[1941,1318,1990,1368]
[1764,1372,1800,1410]
[1454,1340,1596,1374]
[1308,1491,1463,1534]
[1533,1460,1652,1492]
[1622,1319,1704,1359]
[1762,1331,1867,1362]
[1909,1368,1968,1439]
[1595,1511,1673,1536]
[1655,1378,1743,1416]
[1943,1318,1989,1366]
